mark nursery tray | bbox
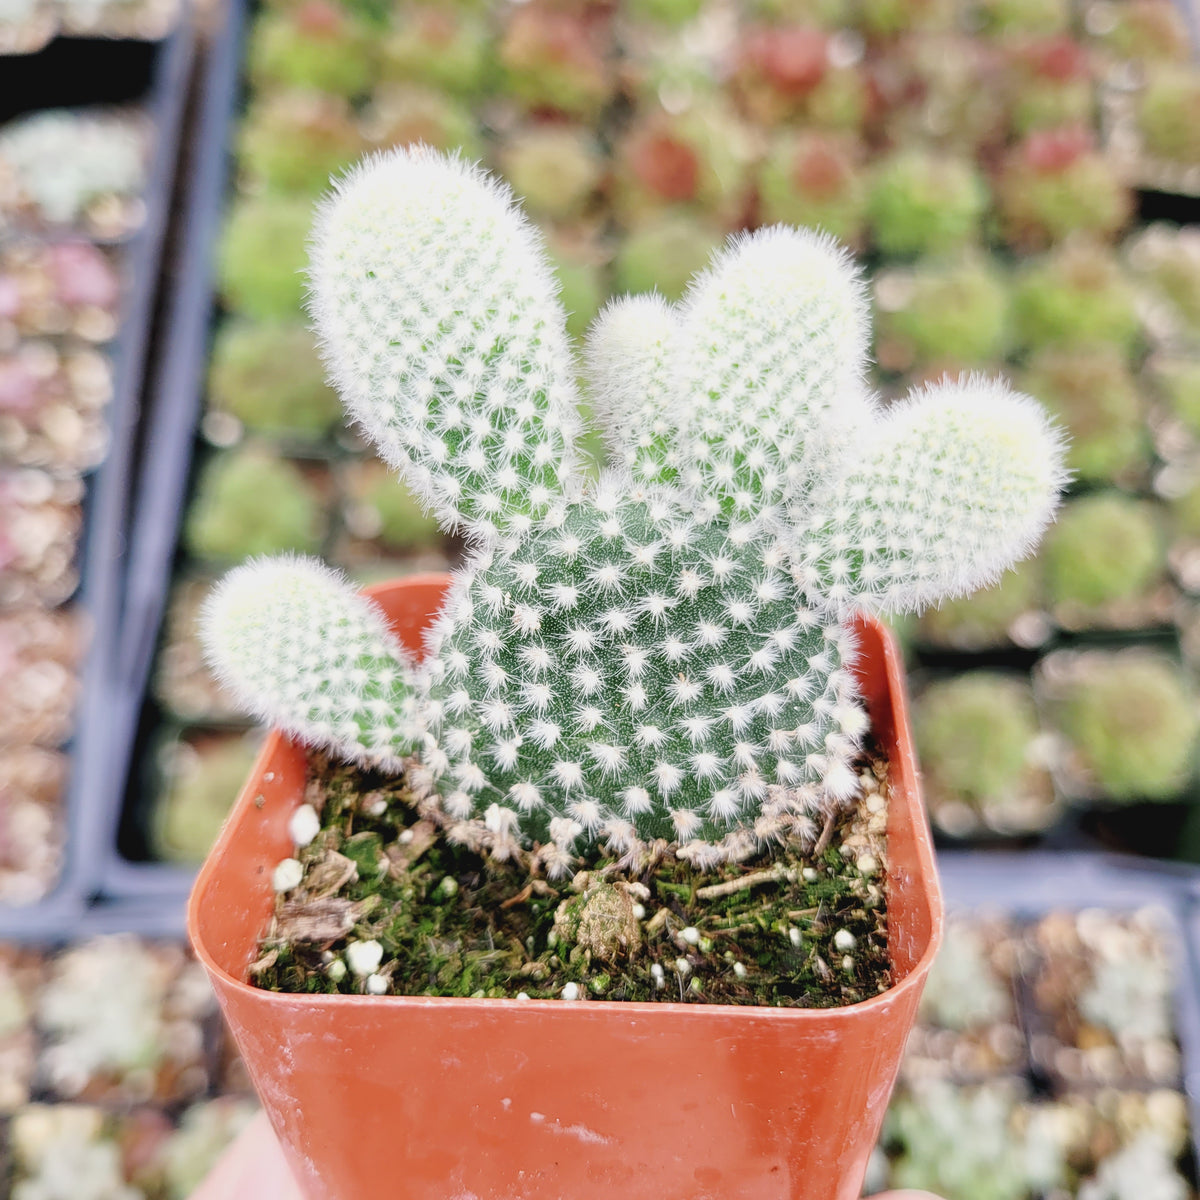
[0,18,195,937]
[938,849,1200,1175]
[89,0,245,904]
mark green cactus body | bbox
[1050,650,1199,800]
[1020,348,1145,484]
[185,449,325,563]
[1012,240,1140,356]
[867,149,989,258]
[1043,493,1165,611]
[203,147,1067,865]
[207,321,342,441]
[218,195,311,320]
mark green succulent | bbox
[380,4,492,97]
[874,255,1011,373]
[495,125,605,224]
[916,559,1042,650]
[1052,650,1199,799]
[362,84,481,159]
[1012,240,1140,356]
[867,149,989,258]
[547,244,606,341]
[246,0,375,97]
[975,0,1071,36]
[613,212,724,301]
[341,459,441,552]
[207,321,342,441]
[758,132,868,247]
[1094,0,1191,63]
[1152,357,1200,437]
[1129,225,1200,342]
[1137,65,1200,165]
[1020,347,1146,484]
[185,448,325,563]
[217,195,311,320]
[915,673,1043,818]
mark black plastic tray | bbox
[0,18,196,937]
[91,0,246,903]
[938,849,1200,1177]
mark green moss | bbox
[1054,651,1199,800]
[218,195,311,321]
[1020,347,1145,484]
[867,149,988,258]
[1042,493,1165,610]
[185,448,325,563]
[208,321,342,441]
[914,674,1040,813]
[254,751,890,1007]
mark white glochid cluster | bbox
[201,146,1068,869]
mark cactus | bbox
[867,148,989,258]
[237,90,365,196]
[360,84,481,159]
[914,673,1050,831]
[217,195,311,320]
[757,131,868,248]
[996,126,1132,250]
[246,0,375,98]
[1136,66,1200,166]
[380,4,492,97]
[1006,36,1096,137]
[202,147,1066,864]
[1012,239,1140,356]
[1043,493,1165,612]
[185,448,325,563]
[1048,650,1199,800]
[874,254,1011,374]
[1020,347,1146,484]
[207,320,342,441]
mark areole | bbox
[189,573,944,1200]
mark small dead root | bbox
[813,811,838,856]
[247,948,279,976]
[386,819,437,876]
[695,864,793,901]
[274,895,380,944]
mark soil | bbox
[252,748,892,1008]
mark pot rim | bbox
[188,572,943,1023]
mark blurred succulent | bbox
[880,35,1008,155]
[0,110,147,231]
[623,0,704,25]
[381,4,492,97]
[546,240,606,341]
[886,1079,1066,1200]
[1042,492,1166,613]
[1078,1132,1188,1200]
[858,0,956,37]
[340,458,442,552]
[1012,239,1140,356]
[497,3,615,119]
[360,84,481,158]
[237,91,365,196]
[1080,947,1174,1044]
[612,210,724,300]
[495,124,605,223]
[612,99,756,228]
[1006,36,1096,136]
[160,1099,261,1200]
[915,673,1048,830]
[10,1105,138,1200]
[184,448,325,563]
[207,320,342,442]
[1089,0,1191,64]
[217,195,310,320]
[915,558,1042,650]
[152,735,261,864]
[1137,66,1200,166]
[1128,225,1200,344]
[246,0,375,97]
[920,919,1012,1031]
[758,131,868,247]
[975,0,1072,36]
[1049,650,1200,800]
[1020,347,1146,484]
[1151,357,1200,438]
[996,126,1132,250]
[867,148,989,258]
[874,254,1010,374]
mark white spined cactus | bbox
[201,557,421,772]
[202,145,1067,868]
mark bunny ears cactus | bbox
[202,145,1067,867]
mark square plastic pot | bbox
[188,573,944,1200]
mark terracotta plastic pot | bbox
[189,573,943,1200]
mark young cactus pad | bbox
[202,146,1067,863]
